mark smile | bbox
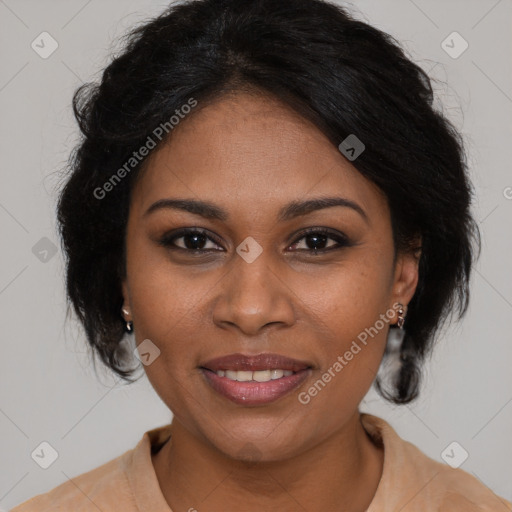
[199,353,312,406]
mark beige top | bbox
[12,413,512,511]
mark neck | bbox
[152,411,383,512]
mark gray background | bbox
[1,0,511,508]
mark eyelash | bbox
[158,227,352,255]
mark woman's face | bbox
[122,91,419,461]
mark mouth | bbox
[199,353,313,406]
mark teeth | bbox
[253,369,271,382]
[271,369,284,380]
[236,370,253,382]
[215,369,296,381]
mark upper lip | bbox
[200,353,312,372]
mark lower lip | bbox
[201,368,311,406]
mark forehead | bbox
[131,92,387,220]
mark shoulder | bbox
[11,423,172,512]
[10,449,135,512]
[361,413,512,511]
[406,443,512,511]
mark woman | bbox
[13,0,511,510]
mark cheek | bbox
[128,265,208,361]
[124,236,212,400]
[299,246,394,339]
[294,250,393,404]
[295,307,390,436]
[125,226,212,337]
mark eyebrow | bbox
[144,196,369,224]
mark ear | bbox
[390,240,422,318]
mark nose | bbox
[212,250,296,336]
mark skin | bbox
[121,90,420,512]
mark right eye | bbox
[158,228,224,253]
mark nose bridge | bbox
[213,244,295,334]
[232,249,276,306]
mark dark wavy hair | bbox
[57,0,480,404]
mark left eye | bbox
[288,228,350,253]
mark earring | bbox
[122,307,133,333]
[397,303,405,329]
